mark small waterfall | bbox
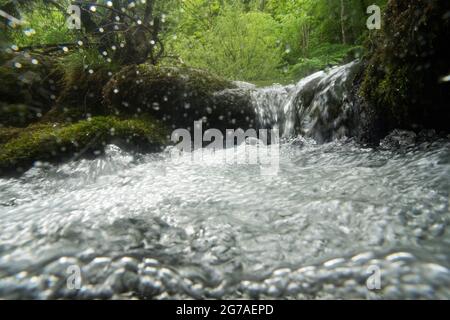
[250,84,295,135]
[250,61,361,142]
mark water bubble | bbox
[440,74,450,82]
[24,28,35,37]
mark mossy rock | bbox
[54,68,112,124]
[0,127,22,145]
[0,103,42,127]
[0,116,168,175]
[360,0,450,134]
[0,53,62,126]
[103,65,256,132]
[40,106,92,124]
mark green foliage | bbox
[168,0,388,81]
[55,48,121,112]
[277,11,313,64]
[2,0,390,82]
[60,48,117,76]
[290,44,362,80]
[170,8,282,80]
[8,2,74,48]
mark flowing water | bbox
[0,63,449,299]
[252,61,360,142]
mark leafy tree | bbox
[170,5,282,80]
[1,0,389,80]
[2,0,176,65]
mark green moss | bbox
[136,65,235,93]
[103,64,235,115]
[0,116,168,174]
[360,0,450,132]
[0,127,22,145]
[40,106,90,124]
[101,64,258,132]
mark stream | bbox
[0,63,449,299]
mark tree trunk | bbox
[259,0,267,11]
[340,0,347,44]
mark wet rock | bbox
[359,0,450,136]
[0,53,62,127]
[103,65,256,132]
[0,116,167,175]
[379,130,418,150]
